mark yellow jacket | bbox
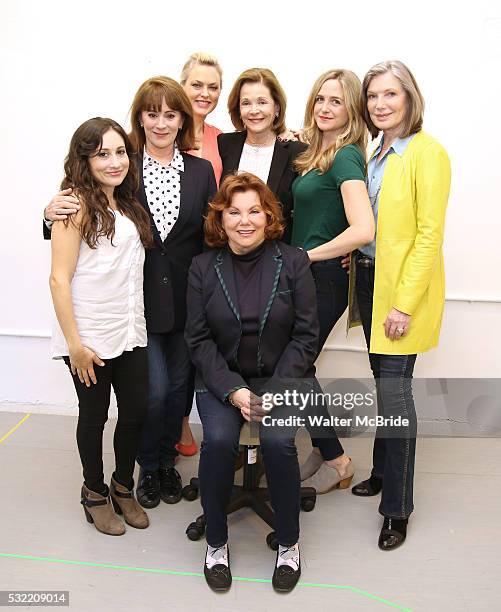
[349,131,451,355]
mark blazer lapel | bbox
[214,249,241,323]
[163,155,193,245]
[224,131,246,178]
[258,241,282,334]
[257,241,282,375]
[135,154,163,248]
[267,141,289,193]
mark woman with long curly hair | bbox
[50,117,152,535]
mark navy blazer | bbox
[217,131,307,243]
[184,240,319,403]
[44,152,216,334]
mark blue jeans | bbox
[196,391,300,548]
[356,262,417,519]
[136,331,194,471]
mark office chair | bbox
[183,421,316,550]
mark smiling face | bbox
[88,128,129,195]
[222,189,267,254]
[239,81,279,139]
[313,79,349,139]
[366,71,408,136]
[140,98,184,156]
[182,64,221,120]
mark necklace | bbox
[245,135,276,149]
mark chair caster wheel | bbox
[182,485,198,501]
[186,521,205,541]
[266,531,278,551]
[195,516,206,529]
[300,496,316,512]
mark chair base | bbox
[185,453,316,546]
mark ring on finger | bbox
[396,327,405,334]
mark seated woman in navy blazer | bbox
[217,68,306,242]
[185,173,319,593]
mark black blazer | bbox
[184,240,319,403]
[217,131,307,243]
[44,152,216,334]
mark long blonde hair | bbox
[294,69,367,174]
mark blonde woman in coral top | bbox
[176,52,225,456]
[180,52,224,187]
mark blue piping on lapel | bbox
[214,249,242,372]
[257,243,283,377]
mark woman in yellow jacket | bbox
[350,60,451,550]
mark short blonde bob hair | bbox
[204,172,284,248]
[179,52,223,87]
[362,60,425,139]
[129,76,195,152]
[226,68,286,135]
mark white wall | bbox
[1,0,500,414]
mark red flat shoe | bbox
[175,439,198,456]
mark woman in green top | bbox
[292,69,374,493]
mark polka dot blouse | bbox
[143,146,184,241]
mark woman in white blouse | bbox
[50,117,153,536]
[217,68,306,243]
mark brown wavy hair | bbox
[226,68,286,135]
[61,117,152,249]
[204,172,284,248]
[129,76,195,152]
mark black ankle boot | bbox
[352,475,382,497]
[378,517,407,551]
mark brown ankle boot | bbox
[110,477,149,529]
[81,485,125,536]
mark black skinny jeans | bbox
[355,262,417,519]
[308,258,349,460]
[64,346,149,494]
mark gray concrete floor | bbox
[1,411,500,611]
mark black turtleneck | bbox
[230,241,266,380]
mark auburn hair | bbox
[204,172,284,248]
[226,68,287,135]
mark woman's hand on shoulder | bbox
[384,308,411,341]
[277,128,302,142]
[44,188,80,222]
[69,344,105,387]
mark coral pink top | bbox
[188,122,223,187]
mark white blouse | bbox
[51,211,147,360]
[238,143,275,183]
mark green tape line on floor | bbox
[0,552,413,611]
